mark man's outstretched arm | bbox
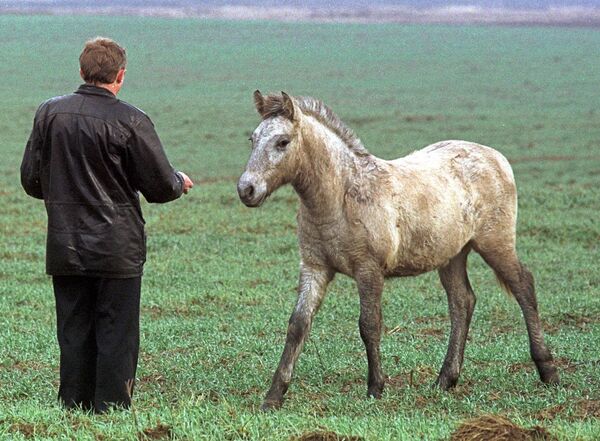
[128,115,193,203]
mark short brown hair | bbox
[79,37,127,84]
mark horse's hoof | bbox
[539,365,560,386]
[433,374,458,391]
[260,399,283,412]
[367,385,384,399]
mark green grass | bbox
[1,15,599,440]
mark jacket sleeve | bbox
[127,115,184,203]
[20,109,44,200]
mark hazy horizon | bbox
[3,0,600,9]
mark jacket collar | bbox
[75,83,117,98]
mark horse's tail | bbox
[493,261,534,299]
[494,270,514,297]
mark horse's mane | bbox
[260,94,370,157]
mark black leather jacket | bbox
[21,84,184,278]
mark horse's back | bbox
[398,140,514,183]
[393,140,516,203]
[380,140,519,274]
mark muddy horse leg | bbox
[261,264,333,411]
[476,243,559,385]
[356,268,385,399]
[435,246,476,390]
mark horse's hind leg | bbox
[435,245,476,390]
[474,239,559,385]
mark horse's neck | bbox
[292,117,361,220]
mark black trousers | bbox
[52,275,141,413]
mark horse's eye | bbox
[277,139,290,150]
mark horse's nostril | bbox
[238,180,256,201]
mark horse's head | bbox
[238,90,301,207]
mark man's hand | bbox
[179,172,194,194]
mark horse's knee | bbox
[358,315,381,343]
[287,312,311,341]
[464,288,476,316]
[512,262,533,290]
[489,258,537,303]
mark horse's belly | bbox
[385,221,471,277]
[385,250,454,277]
[384,263,434,277]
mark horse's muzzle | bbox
[237,173,267,207]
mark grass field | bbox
[1,15,599,440]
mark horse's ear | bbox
[281,92,296,121]
[254,90,265,116]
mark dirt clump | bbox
[291,431,363,441]
[10,422,36,438]
[142,423,172,440]
[573,399,600,420]
[450,414,556,441]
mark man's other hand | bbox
[179,172,194,194]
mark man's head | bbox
[79,37,127,94]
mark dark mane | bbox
[260,93,370,157]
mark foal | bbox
[238,91,559,410]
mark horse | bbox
[237,91,559,411]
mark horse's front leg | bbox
[261,263,333,411]
[356,268,385,399]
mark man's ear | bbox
[254,90,265,117]
[281,92,296,121]
[116,68,126,85]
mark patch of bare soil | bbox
[450,414,556,441]
[419,327,446,339]
[247,278,269,288]
[8,422,49,439]
[387,365,437,389]
[533,399,600,422]
[291,431,363,441]
[507,361,535,374]
[554,357,579,373]
[139,372,167,387]
[237,385,261,397]
[385,324,407,335]
[142,423,172,440]
[346,116,384,127]
[401,114,444,123]
[414,314,447,325]
[10,422,35,439]
[143,304,199,319]
[340,376,362,393]
[573,399,600,420]
[508,357,579,375]
[543,312,600,334]
[534,403,567,421]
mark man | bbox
[20,37,194,413]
